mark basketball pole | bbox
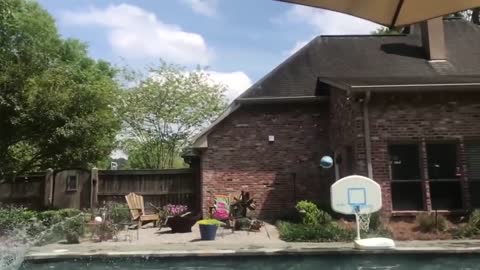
[354,206,361,240]
[355,213,361,240]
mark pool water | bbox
[20,254,480,270]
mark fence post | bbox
[44,168,54,208]
[90,167,99,212]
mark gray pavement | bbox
[25,223,480,260]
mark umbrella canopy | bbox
[276,0,480,27]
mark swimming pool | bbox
[20,254,480,270]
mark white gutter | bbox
[349,82,480,92]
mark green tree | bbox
[119,62,227,169]
[0,0,120,181]
[372,8,480,36]
[372,27,403,35]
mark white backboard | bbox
[331,175,382,215]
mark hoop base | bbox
[354,237,395,250]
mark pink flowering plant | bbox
[163,204,188,216]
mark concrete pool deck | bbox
[25,223,480,260]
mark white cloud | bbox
[180,0,218,17]
[206,71,252,101]
[286,5,380,35]
[62,4,212,65]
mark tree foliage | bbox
[372,8,480,35]
[119,62,227,169]
[0,0,120,180]
[372,27,403,35]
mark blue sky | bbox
[37,0,380,100]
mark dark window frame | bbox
[66,175,78,192]
[388,142,423,182]
[425,141,460,181]
[388,139,463,211]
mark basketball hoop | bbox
[353,205,371,234]
[331,175,394,250]
[331,175,381,240]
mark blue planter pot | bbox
[199,224,218,240]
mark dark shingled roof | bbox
[239,18,480,99]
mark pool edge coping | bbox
[24,246,480,261]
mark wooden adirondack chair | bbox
[125,192,159,239]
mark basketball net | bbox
[353,206,371,240]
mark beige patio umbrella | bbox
[276,0,480,27]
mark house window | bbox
[389,142,463,211]
[389,144,421,180]
[466,143,480,208]
[426,143,462,210]
[66,175,78,192]
[426,143,458,180]
[391,182,424,211]
[389,144,423,210]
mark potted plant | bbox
[164,204,199,233]
[63,215,84,244]
[235,217,252,231]
[197,219,225,240]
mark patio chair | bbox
[209,194,235,233]
[125,192,160,239]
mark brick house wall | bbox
[200,103,333,219]
[329,89,368,178]
[330,90,480,215]
[200,90,480,218]
[366,92,480,213]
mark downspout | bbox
[363,91,373,178]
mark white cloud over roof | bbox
[62,4,212,65]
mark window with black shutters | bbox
[389,144,421,180]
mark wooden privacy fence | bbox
[0,173,46,209]
[97,169,197,211]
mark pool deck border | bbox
[24,241,480,262]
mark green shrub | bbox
[57,208,82,218]
[368,212,381,231]
[416,213,447,233]
[197,219,225,226]
[277,221,355,242]
[235,217,252,230]
[63,215,85,244]
[296,200,332,226]
[468,209,480,228]
[453,210,480,239]
[0,207,87,245]
[38,210,63,227]
[0,206,39,233]
[108,203,131,224]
